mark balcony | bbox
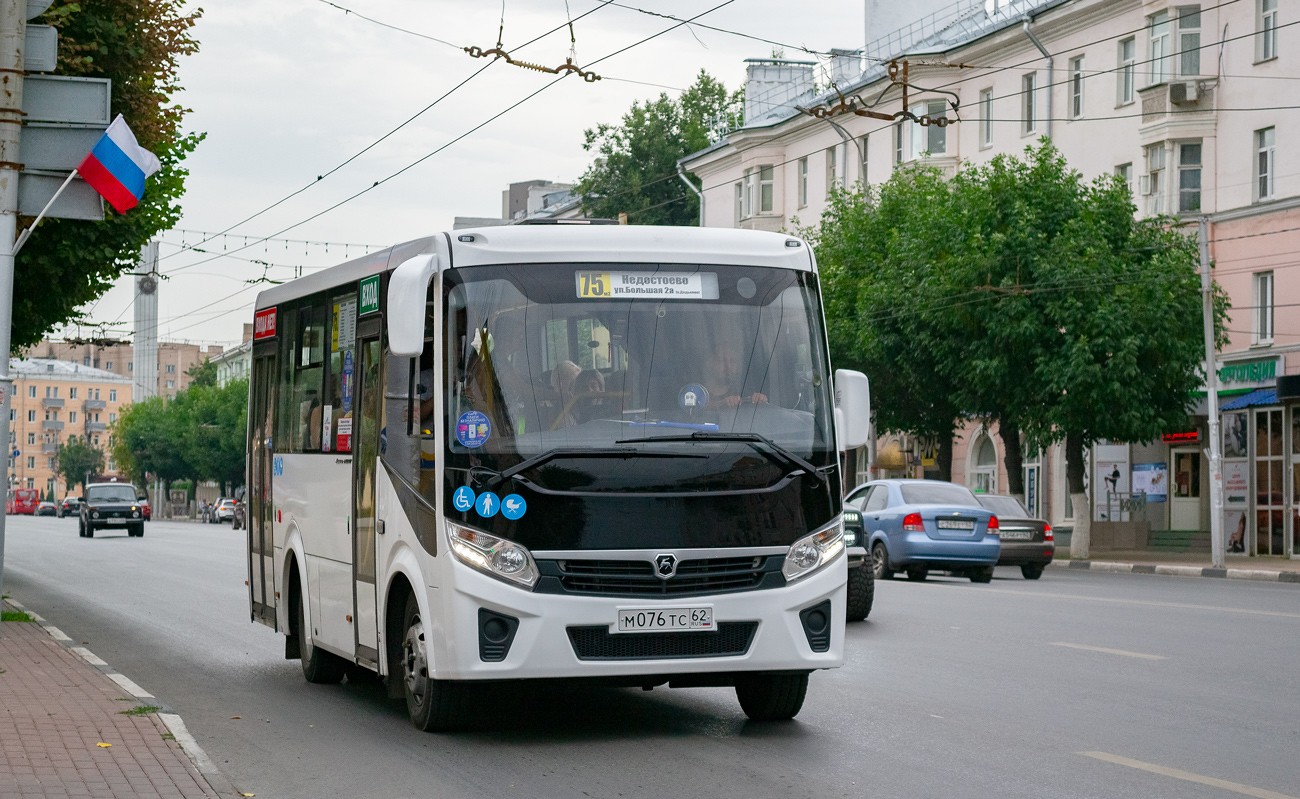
[84,422,106,433]
[41,397,64,408]
[42,420,64,431]
[41,442,57,454]
[83,399,106,411]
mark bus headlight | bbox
[448,523,539,589]
[782,518,845,583]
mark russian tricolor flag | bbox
[77,114,161,214]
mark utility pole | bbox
[0,0,28,605]
[1200,216,1225,569]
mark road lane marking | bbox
[961,587,1300,620]
[1082,751,1299,799]
[1050,642,1165,660]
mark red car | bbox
[140,499,151,521]
[6,488,39,515]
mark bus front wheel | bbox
[402,593,467,732]
[735,672,809,721]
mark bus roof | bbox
[255,226,814,311]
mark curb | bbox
[5,598,243,798]
[1049,560,1300,583]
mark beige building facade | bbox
[7,359,132,498]
[25,339,224,399]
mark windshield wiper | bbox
[476,447,704,492]
[614,431,827,486]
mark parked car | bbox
[139,498,151,521]
[36,501,57,517]
[6,488,39,515]
[845,479,1001,583]
[215,499,236,523]
[57,496,82,518]
[79,482,145,538]
[975,494,1054,579]
[840,504,874,621]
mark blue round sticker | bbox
[456,411,491,448]
[476,491,501,518]
[501,494,527,520]
[679,383,710,410]
[452,485,476,513]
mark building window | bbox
[798,157,808,207]
[979,89,993,146]
[26,433,34,445]
[1145,144,1166,214]
[1116,163,1134,194]
[1178,142,1201,212]
[69,411,77,423]
[909,100,947,156]
[743,168,757,217]
[105,361,113,370]
[1254,271,1275,343]
[109,390,117,402]
[1069,56,1085,118]
[1118,37,1136,104]
[82,356,90,366]
[27,410,35,422]
[109,413,116,423]
[825,147,838,193]
[1256,127,1275,201]
[47,457,55,469]
[758,165,774,213]
[26,456,34,468]
[894,122,903,164]
[25,478,32,489]
[28,385,34,398]
[93,436,100,446]
[94,389,100,400]
[1178,6,1201,77]
[860,134,869,183]
[1022,73,1037,134]
[165,380,175,389]
[166,364,176,374]
[69,388,77,399]
[1258,0,1278,60]
[1150,11,1172,84]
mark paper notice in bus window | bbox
[336,416,353,453]
[575,271,718,300]
[321,405,333,453]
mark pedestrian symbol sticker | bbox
[477,491,500,518]
[502,494,527,520]
[679,383,709,409]
[456,411,491,448]
[452,486,475,513]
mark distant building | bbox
[211,324,254,387]
[25,338,224,399]
[454,179,588,229]
[7,359,132,497]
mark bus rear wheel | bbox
[402,593,467,732]
[735,672,809,721]
[297,586,346,684]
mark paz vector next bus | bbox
[244,224,871,730]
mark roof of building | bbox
[10,358,133,383]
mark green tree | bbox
[576,70,737,225]
[12,1,203,349]
[176,378,248,494]
[186,358,216,388]
[56,436,105,494]
[110,395,188,490]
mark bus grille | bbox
[566,622,758,660]
[535,556,783,598]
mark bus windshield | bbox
[442,262,837,550]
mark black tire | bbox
[84,524,95,538]
[905,567,928,582]
[969,566,994,583]
[297,585,346,684]
[1021,563,1045,580]
[77,521,85,537]
[845,564,875,622]
[871,541,894,580]
[401,593,467,731]
[735,672,809,721]
[129,524,144,538]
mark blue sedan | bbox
[845,479,1001,583]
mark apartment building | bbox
[681,0,1296,556]
[7,359,132,497]
[26,338,224,399]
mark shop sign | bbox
[1161,430,1199,443]
[1217,357,1279,389]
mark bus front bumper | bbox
[431,555,847,681]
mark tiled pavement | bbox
[0,601,226,799]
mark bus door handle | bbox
[376,519,385,535]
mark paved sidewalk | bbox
[0,599,230,799]
[1050,550,1300,583]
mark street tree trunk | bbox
[1001,422,1025,503]
[936,435,953,482]
[1066,430,1090,559]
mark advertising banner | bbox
[1132,463,1168,502]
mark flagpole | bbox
[12,168,78,257]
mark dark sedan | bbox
[975,494,1054,579]
[79,483,145,538]
[36,501,57,517]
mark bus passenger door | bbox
[248,345,277,627]
[351,328,383,663]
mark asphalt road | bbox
[3,515,1299,799]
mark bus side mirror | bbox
[387,253,438,357]
[834,369,871,451]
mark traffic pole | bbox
[0,0,27,605]
[1200,216,1225,569]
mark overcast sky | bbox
[57,0,874,347]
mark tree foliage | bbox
[576,70,738,225]
[12,0,203,348]
[56,436,105,493]
[802,142,1226,500]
